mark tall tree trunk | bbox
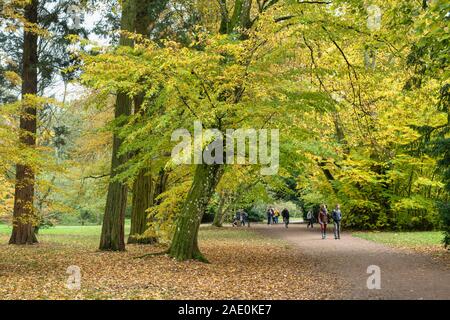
[128,168,168,243]
[154,169,169,199]
[220,0,253,35]
[127,88,154,244]
[212,191,227,227]
[229,0,252,32]
[99,0,136,251]
[168,163,223,261]
[168,0,252,260]
[128,168,156,244]
[9,0,39,245]
[127,0,169,244]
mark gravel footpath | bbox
[254,223,450,300]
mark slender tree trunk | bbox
[219,0,253,35]
[99,0,136,251]
[9,0,39,245]
[220,207,233,225]
[212,191,226,227]
[168,163,223,261]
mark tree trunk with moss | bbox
[212,191,227,227]
[10,0,39,245]
[99,0,136,251]
[219,0,252,34]
[167,0,252,260]
[168,163,223,261]
[128,168,168,243]
[128,169,156,244]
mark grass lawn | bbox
[353,231,445,249]
[0,222,131,246]
[0,224,107,236]
[0,223,343,300]
[0,221,131,236]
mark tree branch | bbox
[82,174,109,180]
[175,85,203,124]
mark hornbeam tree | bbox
[167,0,274,261]
[169,163,224,261]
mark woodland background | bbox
[0,0,449,260]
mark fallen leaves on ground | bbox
[389,245,450,268]
[0,226,348,300]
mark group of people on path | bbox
[306,204,342,240]
[231,204,343,240]
[266,207,290,228]
[232,209,249,227]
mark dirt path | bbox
[253,223,450,300]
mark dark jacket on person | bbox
[281,208,289,219]
[332,209,342,222]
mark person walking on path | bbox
[231,212,239,227]
[331,204,342,239]
[273,209,280,224]
[232,211,240,227]
[245,210,250,227]
[267,207,274,225]
[318,204,328,239]
[281,208,290,228]
[241,210,250,227]
[306,210,314,228]
[239,210,245,227]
